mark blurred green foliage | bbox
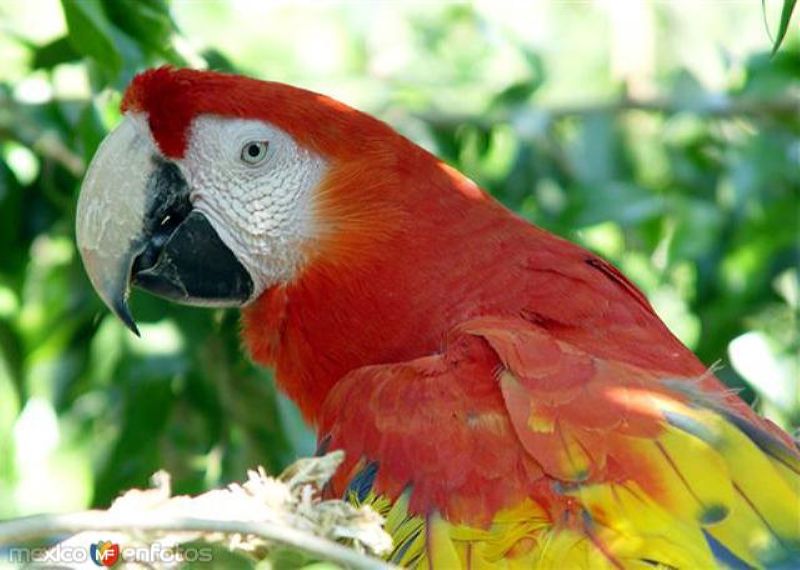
[0,0,797,536]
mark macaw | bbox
[76,67,799,569]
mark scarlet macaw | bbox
[76,67,799,569]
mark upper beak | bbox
[76,115,254,335]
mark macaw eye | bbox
[241,141,269,165]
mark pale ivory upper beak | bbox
[75,115,154,334]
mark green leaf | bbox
[102,0,180,62]
[768,0,798,55]
[60,0,122,82]
[490,52,544,109]
[0,318,24,405]
[0,160,24,274]
[490,78,543,109]
[31,36,81,70]
[201,48,238,73]
[106,26,146,90]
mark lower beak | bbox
[76,115,253,335]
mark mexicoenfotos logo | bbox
[89,540,120,567]
[7,542,213,565]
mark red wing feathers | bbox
[320,316,800,568]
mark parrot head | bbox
[76,67,409,334]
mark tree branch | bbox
[415,95,800,131]
[0,95,85,177]
[0,511,394,569]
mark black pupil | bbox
[248,143,261,158]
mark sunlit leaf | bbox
[765,0,798,55]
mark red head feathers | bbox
[121,66,395,160]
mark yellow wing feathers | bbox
[355,395,799,569]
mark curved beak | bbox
[76,115,253,335]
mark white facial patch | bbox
[178,115,328,300]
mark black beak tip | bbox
[112,297,140,337]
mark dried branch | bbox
[0,452,394,569]
[0,512,392,569]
